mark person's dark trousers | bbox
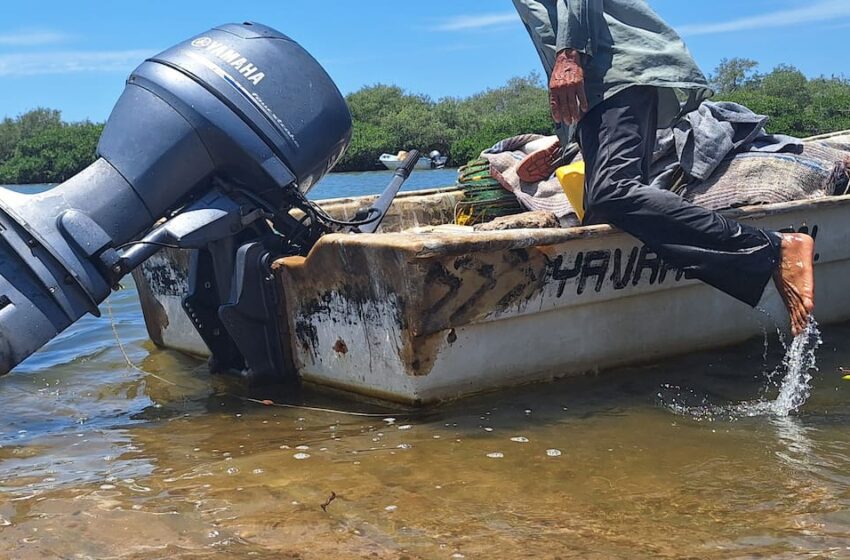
[576,85,781,307]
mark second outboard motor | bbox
[0,23,353,379]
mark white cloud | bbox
[0,29,70,47]
[0,49,153,77]
[432,12,518,32]
[679,0,850,36]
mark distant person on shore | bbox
[512,0,815,335]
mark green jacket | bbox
[512,0,712,128]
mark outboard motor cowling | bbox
[0,22,352,378]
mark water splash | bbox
[660,318,822,420]
[770,318,822,415]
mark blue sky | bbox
[0,0,847,122]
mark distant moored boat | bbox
[379,150,448,170]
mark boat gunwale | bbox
[298,193,850,261]
[311,185,460,206]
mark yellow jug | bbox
[555,161,586,222]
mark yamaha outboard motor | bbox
[0,23,382,381]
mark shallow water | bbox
[660,318,824,421]
[2,174,850,558]
[3,285,850,559]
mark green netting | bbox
[462,183,504,194]
[454,157,522,225]
[463,189,510,203]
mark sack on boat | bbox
[679,141,850,210]
[651,102,849,209]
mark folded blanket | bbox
[480,135,579,224]
[651,101,804,189]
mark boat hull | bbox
[133,192,850,405]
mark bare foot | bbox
[772,233,815,336]
[517,139,563,183]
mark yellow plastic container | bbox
[556,161,586,222]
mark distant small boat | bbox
[379,150,448,170]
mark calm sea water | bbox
[309,168,458,200]
[1,172,850,559]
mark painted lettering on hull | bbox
[546,246,686,298]
[545,225,819,298]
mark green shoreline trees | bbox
[710,58,850,139]
[2,62,850,184]
[339,74,552,171]
[0,108,103,185]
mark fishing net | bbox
[454,158,523,225]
